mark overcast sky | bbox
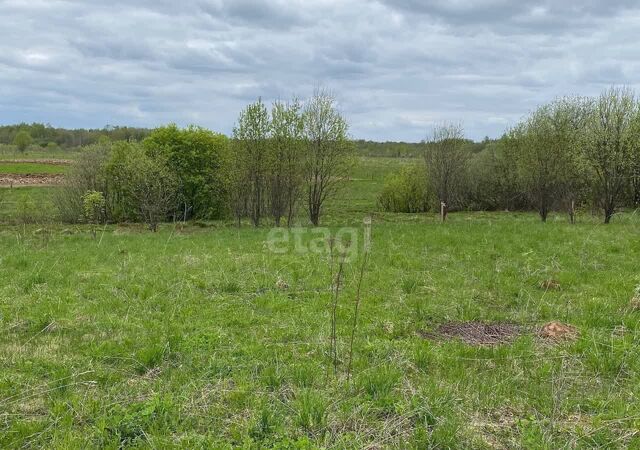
[1,0,639,141]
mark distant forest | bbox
[0,123,497,157]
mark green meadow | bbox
[1,156,639,448]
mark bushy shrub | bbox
[142,124,230,220]
[377,165,431,213]
[106,143,178,231]
[53,143,110,223]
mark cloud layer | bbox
[1,0,639,141]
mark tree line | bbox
[380,86,640,223]
[0,123,151,150]
[55,90,352,229]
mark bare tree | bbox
[269,99,304,227]
[583,87,640,223]
[303,89,352,226]
[233,99,270,226]
[423,123,469,218]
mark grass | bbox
[0,163,68,175]
[0,144,81,160]
[1,156,640,447]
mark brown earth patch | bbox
[420,321,522,346]
[0,173,64,186]
[539,321,578,340]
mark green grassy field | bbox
[0,163,68,175]
[1,157,640,448]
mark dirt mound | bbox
[421,321,522,346]
[0,174,64,186]
[539,321,578,340]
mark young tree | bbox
[269,99,304,227]
[303,89,352,226]
[513,98,586,222]
[81,190,105,239]
[233,99,270,226]
[583,87,640,223]
[423,123,469,218]
[13,131,33,153]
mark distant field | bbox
[0,162,68,175]
[0,144,82,161]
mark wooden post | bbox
[569,200,575,224]
[440,202,447,222]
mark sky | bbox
[1,0,639,142]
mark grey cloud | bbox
[1,0,640,141]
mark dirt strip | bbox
[0,174,65,186]
[0,159,73,165]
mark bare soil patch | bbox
[538,321,578,340]
[0,173,64,186]
[420,321,523,346]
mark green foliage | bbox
[53,143,110,223]
[377,164,430,213]
[81,190,105,224]
[13,130,33,152]
[143,124,230,220]
[107,142,179,231]
[232,99,271,226]
[0,122,151,148]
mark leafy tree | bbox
[582,87,639,223]
[143,124,229,220]
[303,89,353,226]
[13,130,33,152]
[512,98,587,222]
[232,100,270,226]
[269,99,305,227]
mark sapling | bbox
[347,217,372,383]
[82,190,105,239]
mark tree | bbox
[143,124,229,220]
[423,123,469,218]
[303,89,352,226]
[512,98,587,222]
[269,99,304,227]
[13,131,33,152]
[233,100,270,226]
[582,87,639,223]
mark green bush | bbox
[143,124,230,220]
[377,165,431,213]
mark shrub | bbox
[13,130,33,153]
[82,190,105,238]
[106,142,179,231]
[54,143,110,223]
[142,124,230,220]
[377,165,431,213]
